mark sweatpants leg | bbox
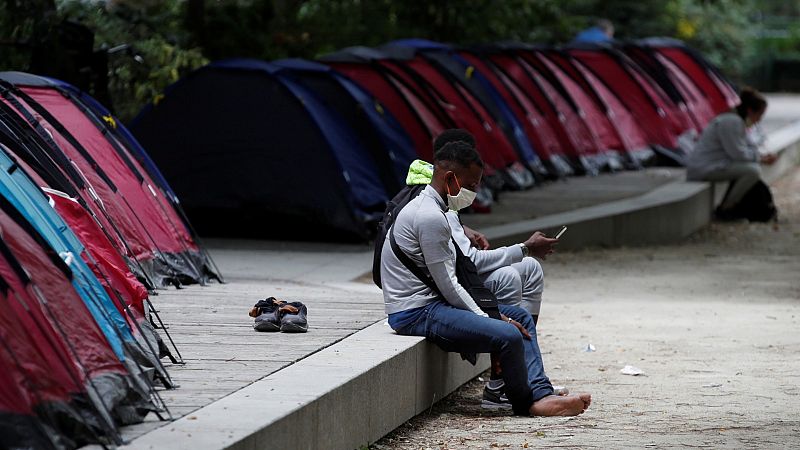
[511,258,544,316]
[483,266,522,307]
[703,162,762,210]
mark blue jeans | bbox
[393,300,553,415]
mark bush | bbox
[1,0,775,121]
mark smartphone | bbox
[553,225,567,239]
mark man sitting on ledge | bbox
[379,140,591,416]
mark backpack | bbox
[372,184,425,288]
[372,185,501,320]
[727,180,778,222]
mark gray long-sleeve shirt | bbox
[381,185,486,316]
[686,112,759,180]
[445,211,524,275]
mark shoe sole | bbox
[254,322,281,332]
[280,322,308,333]
[480,399,512,411]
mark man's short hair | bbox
[433,129,477,153]
[434,141,483,169]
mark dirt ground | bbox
[374,166,800,449]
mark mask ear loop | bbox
[446,172,461,196]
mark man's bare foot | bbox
[530,393,591,416]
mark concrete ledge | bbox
[125,322,488,450]
[482,181,713,249]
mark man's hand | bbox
[761,153,778,165]
[500,314,531,340]
[463,225,490,250]
[524,231,558,259]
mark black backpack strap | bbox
[453,241,501,320]
[389,229,440,295]
[390,227,501,320]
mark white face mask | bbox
[446,175,477,211]
[447,187,477,211]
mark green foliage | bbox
[56,0,208,121]
[0,0,788,121]
[669,0,755,81]
[291,0,589,55]
[0,0,55,69]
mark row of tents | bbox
[0,72,221,448]
[131,37,739,241]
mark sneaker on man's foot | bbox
[279,302,308,333]
[481,383,512,410]
[481,383,569,410]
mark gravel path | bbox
[374,166,800,449]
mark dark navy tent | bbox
[132,59,391,240]
[271,58,417,194]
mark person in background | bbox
[685,88,778,219]
[572,18,614,44]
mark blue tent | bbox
[132,59,393,240]
[0,141,175,381]
[271,58,417,193]
[0,146,133,359]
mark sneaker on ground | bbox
[279,302,308,333]
[250,297,284,332]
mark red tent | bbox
[0,73,219,288]
[1,94,156,268]
[324,56,447,163]
[621,43,716,131]
[322,48,501,209]
[517,48,625,169]
[375,47,533,190]
[0,91,178,375]
[484,51,599,174]
[0,196,148,447]
[458,50,574,177]
[535,49,654,165]
[567,45,694,150]
[0,340,60,449]
[47,189,149,317]
[638,38,738,116]
[10,85,202,287]
[654,53,717,128]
